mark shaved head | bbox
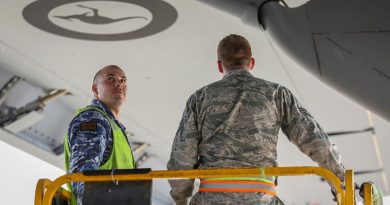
[91,64,127,117]
[93,65,123,84]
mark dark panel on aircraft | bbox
[259,0,390,121]
[259,3,320,77]
[323,33,390,78]
[313,33,390,119]
[306,0,390,33]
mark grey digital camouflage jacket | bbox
[167,69,344,205]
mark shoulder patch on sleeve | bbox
[80,122,97,131]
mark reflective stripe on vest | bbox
[199,176,276,196]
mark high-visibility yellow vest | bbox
[64,106,135,205]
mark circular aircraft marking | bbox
[23,0,178,41]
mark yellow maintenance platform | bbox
[35,166,378,205]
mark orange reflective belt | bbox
[199,179,276,196]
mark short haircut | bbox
[217,34,252,70]
[93,65,121,84]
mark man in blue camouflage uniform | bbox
[65,65,135,205]
[167,34,345,205]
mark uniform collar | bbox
[223,68,253,79]
[91,99,127,131]
[91,99,116,120]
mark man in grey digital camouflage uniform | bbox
[167,34,345,205]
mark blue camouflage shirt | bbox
[67,99,129,204]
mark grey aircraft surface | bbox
[0,0,389,204]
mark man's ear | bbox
[92,84,98,97]
[249,58,255,70]
[217,61,224,74]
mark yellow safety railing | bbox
[35,179,52,205]
[35,178,71,205]
[35,166,368,205]
[363,183,373,205]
